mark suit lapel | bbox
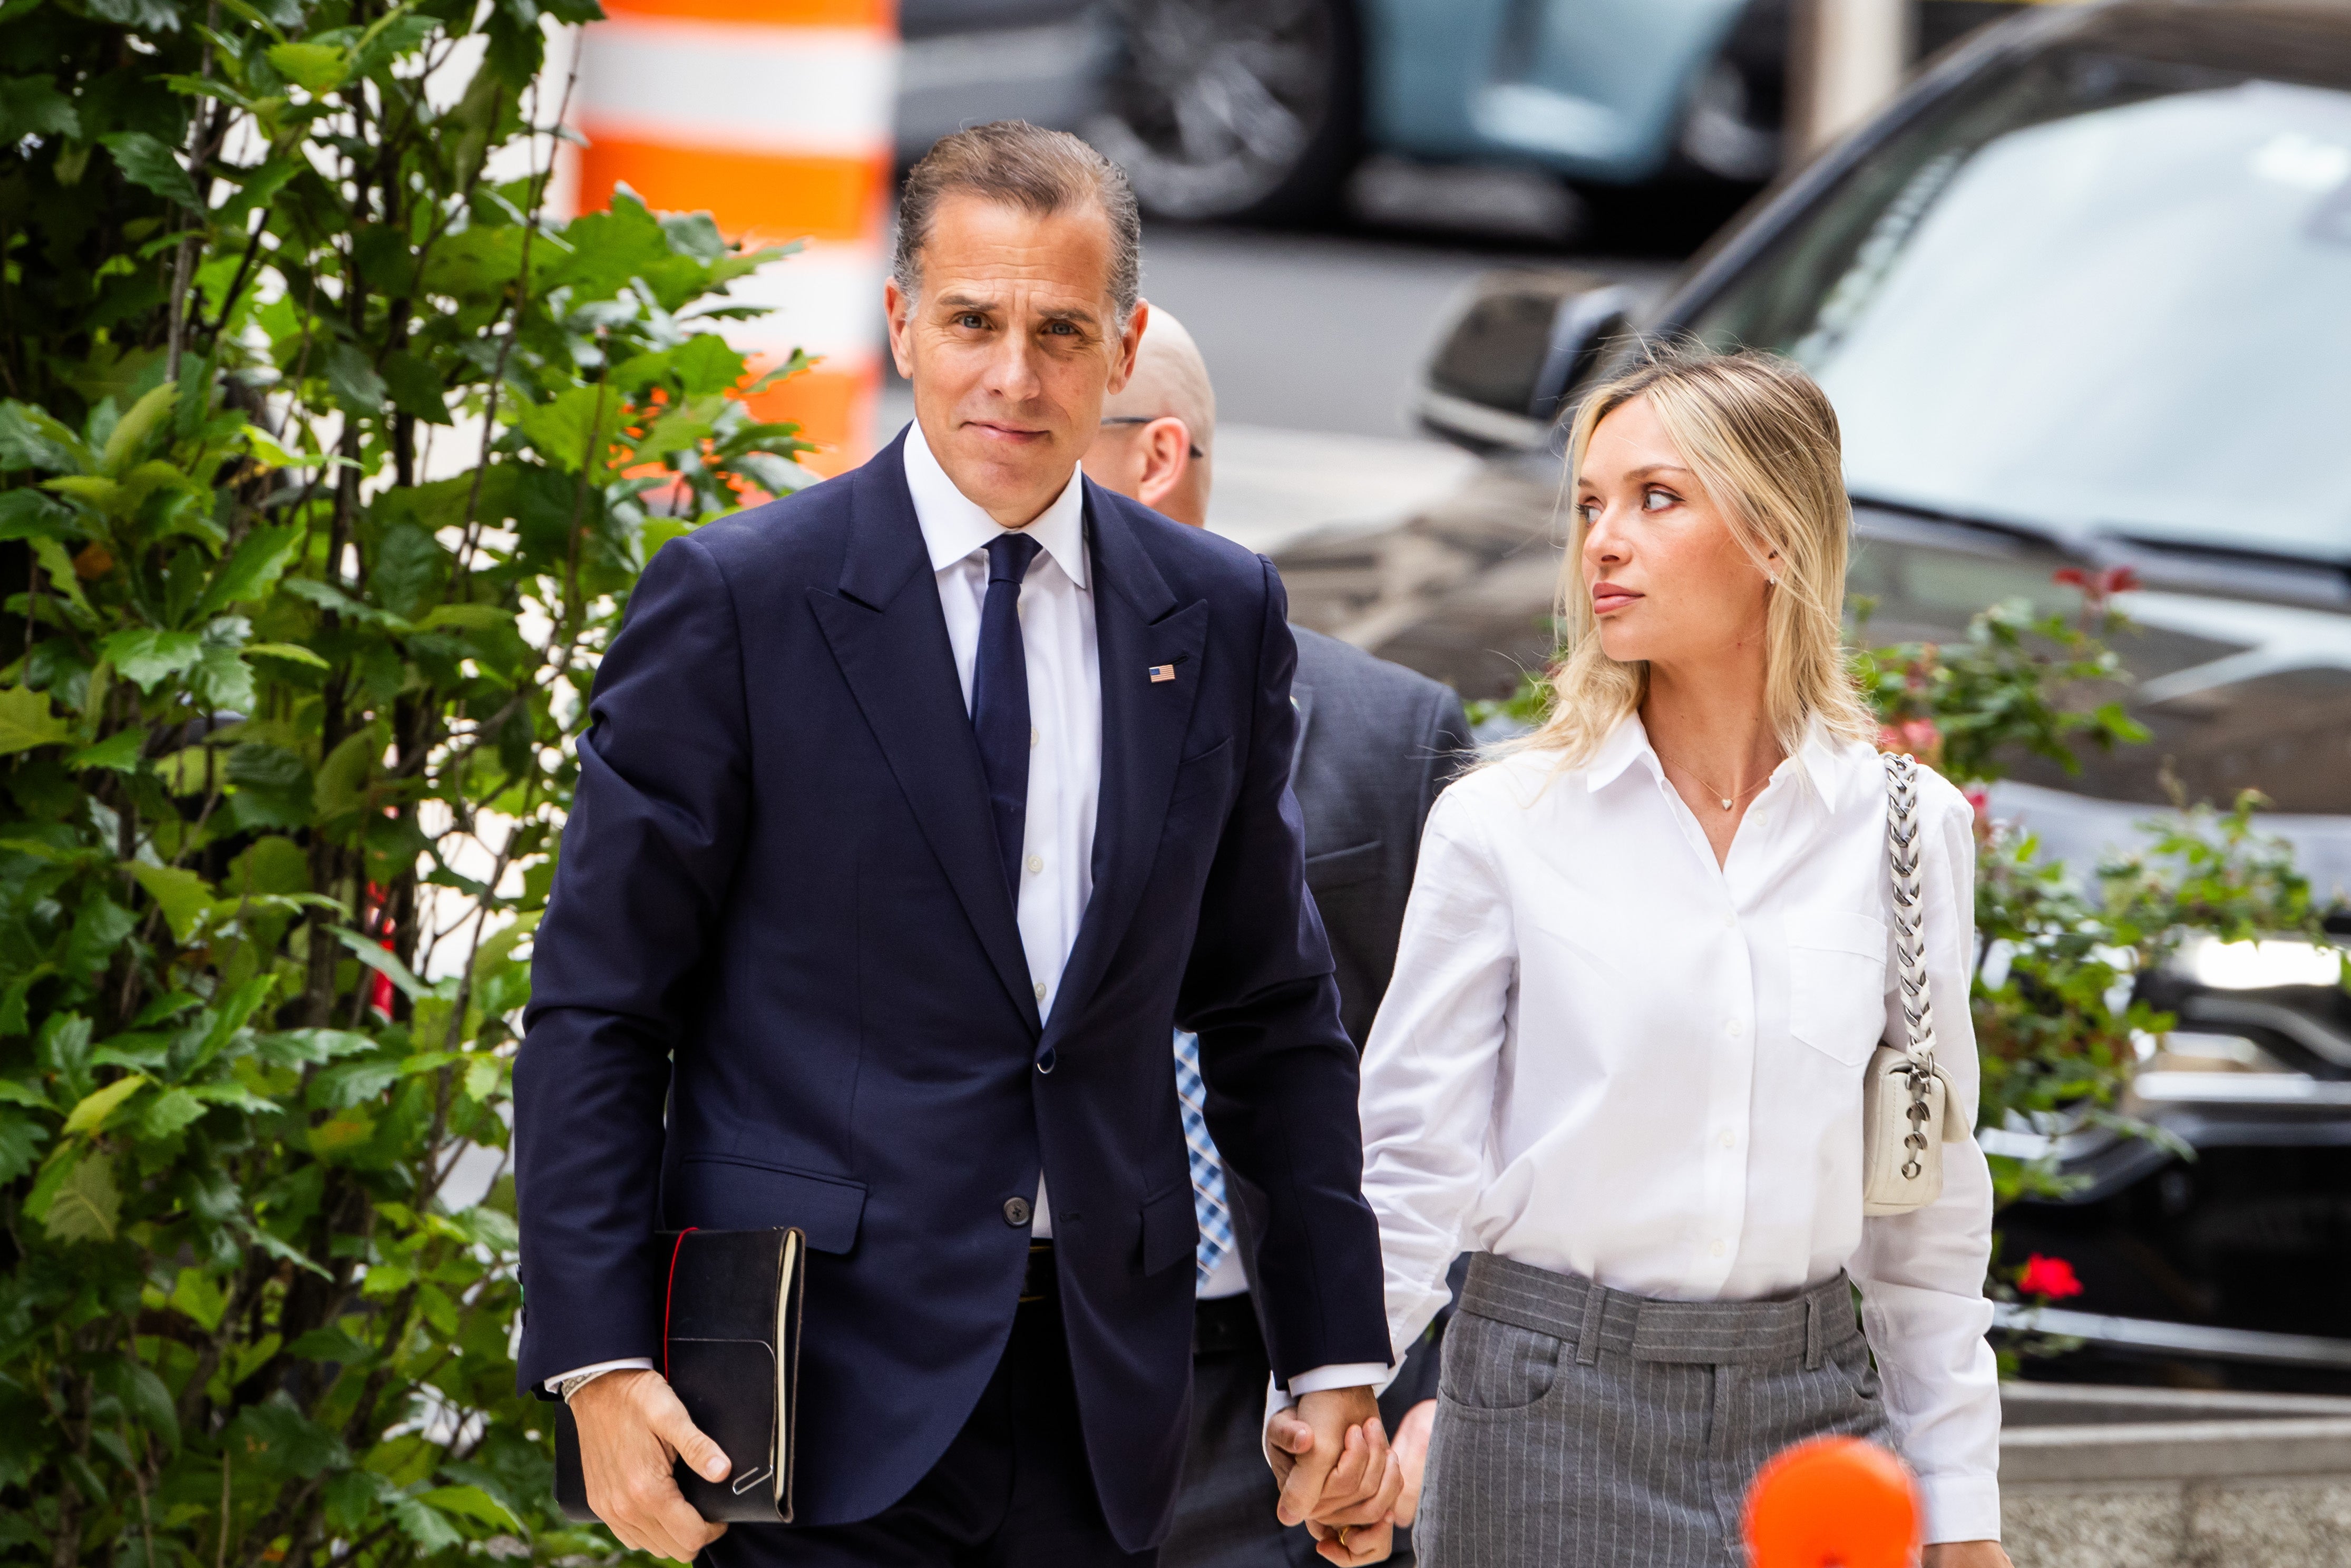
[1044,484,1207,1059]
[807,434,1042,1035]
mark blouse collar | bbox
[1584,712,1857,814]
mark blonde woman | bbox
[1359,347,2008,1567]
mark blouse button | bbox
[1725,1018,1744,1038]
[1718,1129,1736,1150]
[1710,1239,1727,1258]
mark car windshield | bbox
[1683,27,2351,563]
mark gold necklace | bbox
[1660,753,1775,813]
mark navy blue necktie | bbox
[972,532,1041,902]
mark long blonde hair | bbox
[1516,343,1876,767]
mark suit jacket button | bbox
[1003,1196,1033,1226]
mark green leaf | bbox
[0,74,80,142]
[65,894,137,976]
[0,401,91,472]
[0,685,72,755]
[322,342,387,414]
[194,523,303,614]
[131,863,219,944]
[265,41,351,93]
[100,132,202,208]
[0,686,70,762]
[0,491,79,547]
[330,928,438,1000]
[243,641,330,669]
[379,350,452,425]
[309,1057,402,1109]
[229,1396,349,1479]
[101,629,205,690]
[515,383,620,473]
[42,1151,120,1242]
[415,604,511,632]
[65,729,144,772]
[314,727,378,822]
[169,1266,228,1330]
[389,1493,463,1554]
[62,1073,148,1135]
[101,382,177,475]
[191,644,257,713]
[85,0,182,33]
[29,538,95,620]
[140,1087,208,1139]
[0,1113,48,1184]
[416,1483,521,1532]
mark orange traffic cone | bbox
[1744,1435,1920,1568]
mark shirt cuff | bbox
[543,1356,655,1395]
[1289,1362,1391,1398]
[1917,1471,2002,1545]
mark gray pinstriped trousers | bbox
[1414,1254,1889,1568]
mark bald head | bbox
[1082,306,1216,527]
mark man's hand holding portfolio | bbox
[570,1371,730,1563]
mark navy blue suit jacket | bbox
[514,432,1390,1551]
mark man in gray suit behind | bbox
[1084,313,1472,1567]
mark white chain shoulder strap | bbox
[1862,752,1962,1215]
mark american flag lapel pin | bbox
[1149,664,1176,683]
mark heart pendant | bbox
[1721,798,1734,811]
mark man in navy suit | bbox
[514,122,1399,1567]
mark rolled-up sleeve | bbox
[1853,781,2001,1544]
[1358,791,1516,1369]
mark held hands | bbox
[570,1369,731,1562]
[1265,1387,1404,1564]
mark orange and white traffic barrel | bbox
[571,0,897,477]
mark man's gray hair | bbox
[893,121,1143,328]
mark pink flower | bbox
[1875,719,1943,764]
[2017,1254,2084,1301]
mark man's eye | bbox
[956,314,985,329]
[1045,322,1075,336]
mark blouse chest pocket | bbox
[1784,909,1890,1067]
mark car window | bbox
[1684,45,2351,564]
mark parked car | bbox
[1297,0,2351,1385]
[899,0,1802,220]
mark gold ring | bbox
[1338,1526,1353,1548]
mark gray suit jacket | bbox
[1291,627,1475,1051]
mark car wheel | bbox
[1086,0,1360,224]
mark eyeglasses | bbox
[1098,415,1204,461]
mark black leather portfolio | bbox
[553,1227,806,1524]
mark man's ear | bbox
[884,278,916,380]
[1106,298,1150,396]
[1136,417,1192,511]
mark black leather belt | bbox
[1193,1291,1262,1356]
[1021,1242,1056,1304]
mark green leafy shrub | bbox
[0,0,809,1560]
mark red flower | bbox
[2053,566,2141,617]
[2016,1254,2083,1301]
[1963,786,1992,837]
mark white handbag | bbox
[1861,753,1969,1216]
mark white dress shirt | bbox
[1359,715,2000,1543]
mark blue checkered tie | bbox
[1172,1030,1234,1288]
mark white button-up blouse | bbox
[1358,715,2001,1543]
